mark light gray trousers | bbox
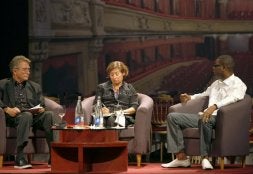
[166,112,216,156]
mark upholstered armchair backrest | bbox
[81,96,95,124]
[212,94,252,156]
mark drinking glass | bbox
[58,105,66,123]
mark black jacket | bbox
[0,78,45,110]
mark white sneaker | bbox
[161,158,191,168]
[201,158,213,170]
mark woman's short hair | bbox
[106,61,129,77]
[217,55,235,72]
[9,55,31,73]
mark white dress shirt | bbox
[191,74,247,115]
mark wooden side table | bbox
[51,128,128,174]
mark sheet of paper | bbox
[23,104,43,114]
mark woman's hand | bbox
[123,107,136,115]
[101,107,110,114]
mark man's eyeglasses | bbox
[15,68,31,72]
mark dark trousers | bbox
[6,111,54,159]
[105,115,135,127]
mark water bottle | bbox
[75,96,84,125]
[94,96,103,127]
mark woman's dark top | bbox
[94,81,139,111]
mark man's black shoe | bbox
[14,157,32,169]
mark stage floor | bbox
[0,162,253,174]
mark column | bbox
[218,0,228,19]
[29,41,49,85]
[84,39,104,95]
[29,0,52,85]
[90,0,106,36]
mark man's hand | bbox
[180,93,191,103]
[4,107,21,117]
[201,105,217,123]
[38,108,45,113]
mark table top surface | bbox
[51,124,126,130]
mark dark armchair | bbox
[82,93,154,167]
[0,97,62,167]
[168,94,252,170]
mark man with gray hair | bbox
[0,55,54,169]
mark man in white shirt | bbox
[161,55,247,170]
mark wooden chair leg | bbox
[160,142,163,162]
[211,157,216,167]
[219,157,224,170]
[0,155,3,168]
[241,155,246,168]
[27,154,32,164]
[136,154,142,167]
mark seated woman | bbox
[93,60,139,127]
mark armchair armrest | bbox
[213,94,252,156]
[134,93,154,153]
[0,107,6,154]
[45,97,62,112]
[169,96,209,114]
[45,97,63,124]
